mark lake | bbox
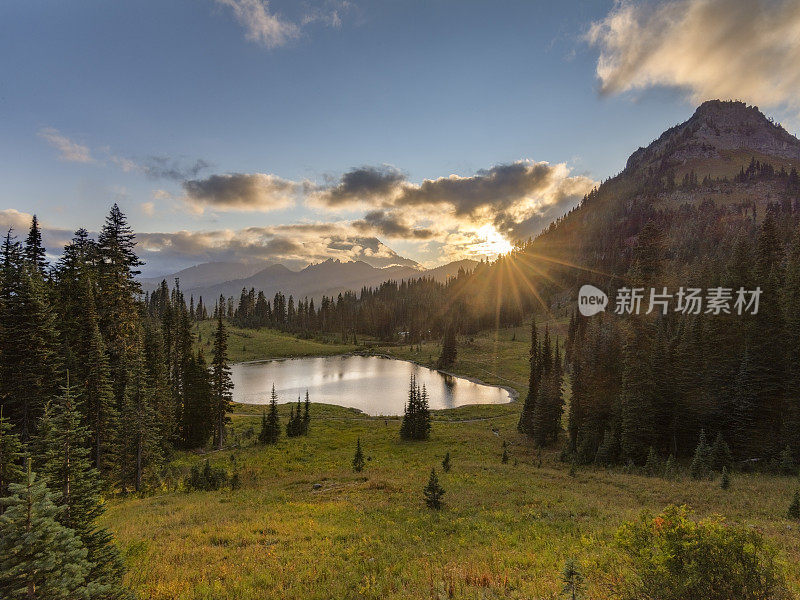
[231,355,513,415]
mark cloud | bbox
[139,156,212,181]
[140,202,156,217]
[0,210,76,256]
[586,0,800,111]
[310,159,595,242]
[136,223,419,274]
[310,165,406,208]
[182,172,300,213]
[37,128,94,163]
[215,0,299,47]
[352,210,435,240]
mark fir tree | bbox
[80,282,119,480]
[644,446,660,477]
[35,381,128,598]
[788,491,800,520]
[518,317,540,434]
[400,376,431,441]
[352,438,365,473]
[436,325,457,370]
[779,444,796,476]
[0,410,24,508]
[302,390,310,435]
[441,451,451,473]
[663,454,677,480]
[23,215,47,274]
[709,432,733,472]
[720,467,730,490]
[119,338,162,492]
[211,316,233,450]
[0,462,91,599]
[560,558,584,600]
[422,467,445,510]
[690,429,712,480]
[259,385,281,445]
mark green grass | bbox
[103,322,800,599]
[194,321,358,363]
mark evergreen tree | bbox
[0,264,60,441]
[779,444,796,476]
[0,410,24,508]
[23,215,47,274]
[720,467,730,490]
[788,491,800,520]
[400,376,431,441]
[690,430,712,480]
[518,317,540,434]
[302,390,310,435]
[423,467,445,509]
[35,381,128,598]
[709,432,733,472]
[259,385,281,445]
[352,438,365,473]
[211,316,233,450]
[560,557,584,600]
[0,462,91,599]
[119,338,162,492]
[441,451,451,473]
[78,282,118,481]
[644,446,660,477]
[436,325,457,370]
[663,454,677,480]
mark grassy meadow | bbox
[103,321,800,599]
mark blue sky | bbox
[2,0,799,274]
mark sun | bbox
[473,224,514,257]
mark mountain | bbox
[140,262,269,291]
[625,99,800,180]
[146,258,478,303]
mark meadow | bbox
[102,322,800,599]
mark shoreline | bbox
[232,351,520,410]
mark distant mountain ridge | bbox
[142,258,478,303]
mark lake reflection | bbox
[231,355,512,416]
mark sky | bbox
[2,0,800,275]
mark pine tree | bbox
[690,429,712,480]
[720,467,730,490]
[709,432,733,472]
[23,215,47,274]
[561,557,584,600]
[352,438,365,473]
[436,325,457,370]
[788,491,800,520]
[422,467,445,509]
[0,264,60,441]
[0,410,24,508]
[400,376,431,440]
[779,444,796,476]
[0,461,91,599]
[259,385,281,445]
[302,390,310,435]
[119,338,162,493]
[441,451,451,473]
[644,446,660,477]
[79,282,118,481]
[211,316,233,450]
[518,317,540,434]
[35,381,128,598]
[663,454,677,480]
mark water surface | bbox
[231,355,512,415]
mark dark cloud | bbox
[141,156,211,181]
[317,165,406,207]
[182,172,299,212]
[396,162,557,216]
[352,210,435,239]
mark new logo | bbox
[578,284,608,316]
